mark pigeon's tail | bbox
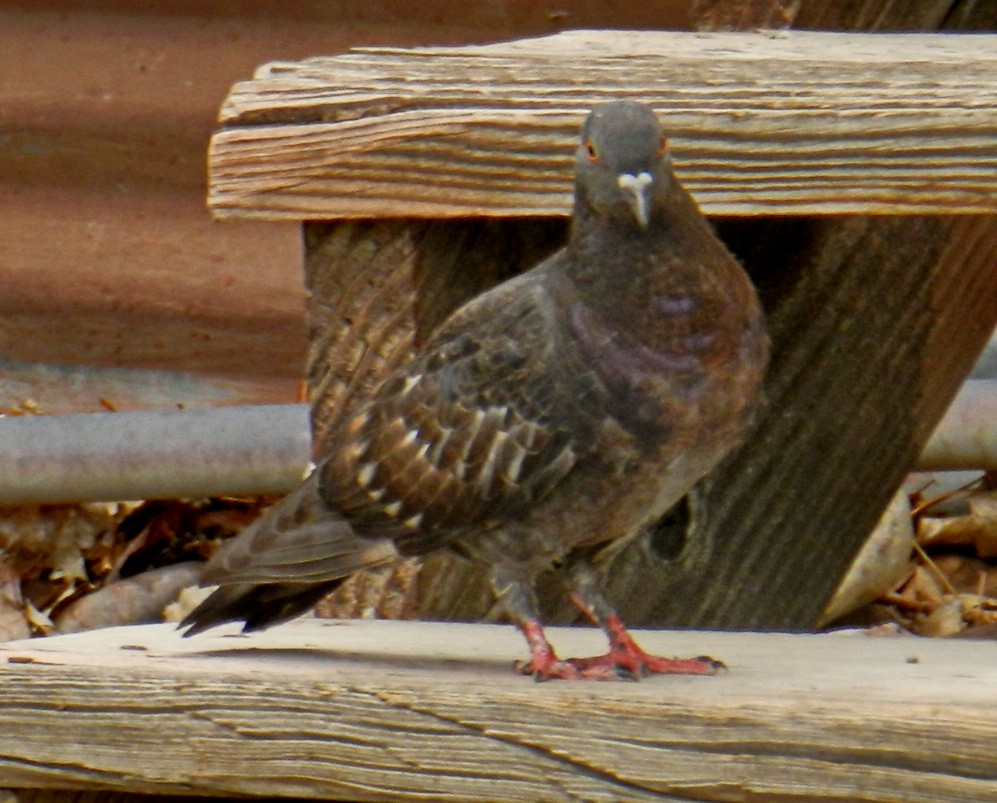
[179,472,399,637]
[179,577,346,637]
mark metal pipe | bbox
[0,376,993,505]
[918,380,997,471]
[0,404,311,504]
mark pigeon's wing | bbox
[319,264,613,554]
[199,472,397,587]
[182,261,612,637]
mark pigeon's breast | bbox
[566,298,722,432]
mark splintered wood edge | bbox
[1,620,995,800]
[207,30,997,219]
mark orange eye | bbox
[584,139,599,163]
[658,134,669,156]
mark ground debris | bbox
[3,471,996,642]
[0,496,274,640]
[828,474,997,638]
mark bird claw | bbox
[694,655,729,673]
[640,653,727,676]
[516,650,725,682]
[515,656,619,682]
[567,650,724,680]
[513,616,725,681]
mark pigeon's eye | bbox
[658,134,669,156]
[584,139,599,163]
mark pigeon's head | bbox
[574,101,672,231]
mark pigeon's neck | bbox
[564,183,730,311]
[556,182,765,396]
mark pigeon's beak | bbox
[617,171,654,229]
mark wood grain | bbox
[303,220,424,451]
[208,30,997,219]
[303,218,564,448]
[1,620,995,801]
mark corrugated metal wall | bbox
[0,2,692,413]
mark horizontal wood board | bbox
[209,30,997,219]
[1,619,994,800]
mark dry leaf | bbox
[54,561,204,635]
[821,489,915,625]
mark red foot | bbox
[514,620,587,680]
[597,614,725,679]
[566,647,724,679]
[514,645,618,680]
[514,634,619,680]
[515,617,725,681]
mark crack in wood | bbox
[347,685,669,800]
[0,755,150,786]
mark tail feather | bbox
[180,578,343,637]
[179,472,398,637]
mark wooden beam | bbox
[208,30,997,220]
[2,620,995,800]
[303,218,563,448]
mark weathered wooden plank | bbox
[208,30,997,219]
[1,620,994,801]
[7,792,204,803]
[303,218,562,448]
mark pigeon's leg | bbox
[563,561,725,679]
[491,565,600,680]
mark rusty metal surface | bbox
[0,2,693,413]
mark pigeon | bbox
[181,100,769,680]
